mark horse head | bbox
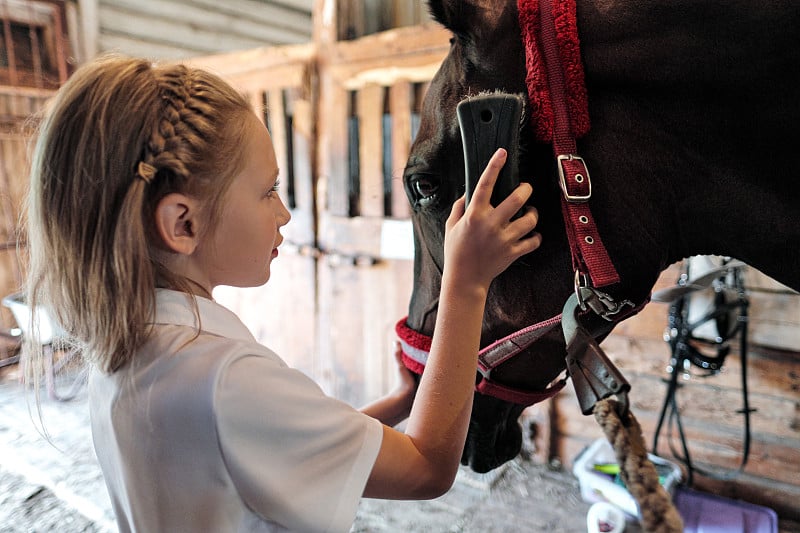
[403,0,582,473]
[401,0,800,473]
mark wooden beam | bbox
[79,0,99,59]
[357,84,384,217]
[0,0,54,25]
[389,81,411,218]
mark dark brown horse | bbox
[401,0,800,473]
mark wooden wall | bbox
[0,87,52,326]
[65,0,430,64]
[70,0,314,62]
[523,262,800,519]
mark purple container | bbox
[674,487,778,533]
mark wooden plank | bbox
[327,22,449,66]
[267,87,289,205]
[183,43,313,83]
[102,0,311,44]
[287,89,316,244]
[98,34,207,60]
[322,23,450,91]
[79,0,100,59]
[693,475,800,522]
[319,214,416,260]
[356,84,384,217]
[0,0,55,26]
[98,6,278,55]
[315,256,414,407]
[389,80,412,218]
[315,257,366,404]
[149,0,311,34]
[746,268,800,350]
[600,336,800,399]
[0,133,31,319]
[64,1,84,64]
[337,0,364,40]
[312,0,337,46]
[320,85,350,216]
[553,368,800,482]
[362,259,414,402]
[391,0,418,28]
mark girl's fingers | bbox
[447,195,467,229]
[494,182,533,222]
[469,148,507,206]
[507,206,539,240]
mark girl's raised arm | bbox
[364,148,541,499]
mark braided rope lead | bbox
[594,398,684,533]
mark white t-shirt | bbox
[89,289,383,532]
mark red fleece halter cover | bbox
[518,0,590,143]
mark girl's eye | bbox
[267,180,281,197]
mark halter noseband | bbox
[395,315,567,406]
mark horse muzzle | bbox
[461,396,527,473]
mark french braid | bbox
[25,55,252,376]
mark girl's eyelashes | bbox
[266,179,280,197]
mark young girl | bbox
[25,55,541,532]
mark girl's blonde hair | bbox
[25,55,253,374]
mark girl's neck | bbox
[156,275,213,300]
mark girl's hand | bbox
[443,148,541,290]
[389,340,417,408]
[359,342,417,427]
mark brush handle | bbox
[457,93,523,210]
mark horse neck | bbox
[569,0,800,291]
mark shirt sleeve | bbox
[214,351,383,533]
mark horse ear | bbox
[427,0,509,40]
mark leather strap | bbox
[562,292,631,415]
[537,0,620,287]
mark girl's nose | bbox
[280,199,291,226]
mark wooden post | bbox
[78,0,99,60]
[389,81,412,218]
[357,84,384,217]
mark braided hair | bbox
[26,55,253,374]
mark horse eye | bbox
[408,174,440,206]
[415,178,437,197]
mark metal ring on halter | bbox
[574,269,636,321]
[574,269,590,310]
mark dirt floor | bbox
[0,360,796,532]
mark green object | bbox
[593,463,620,475]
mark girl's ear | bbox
[154,193,202,255]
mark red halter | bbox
[395,316,567,406]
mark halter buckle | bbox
[557,154,591,202]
